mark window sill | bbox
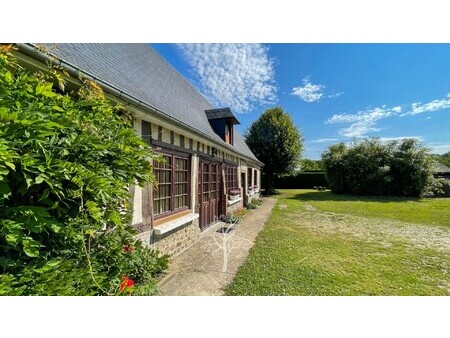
[154,213,199,236]
[227,197,242,206]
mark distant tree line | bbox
[321,138,432,197]
[430,151,450,168]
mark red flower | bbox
[122,244,134,253]
[120,276,134,292]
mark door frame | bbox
[198,158,222,230]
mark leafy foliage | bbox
[245,107,303,194]
[423,177,450,197]
[300,159,325,171]
[0,46,168,295]
[430,151,450,168]
[321,138,433,197]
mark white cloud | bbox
[291,77,325,102]
[427,143,450,154]
[402,93,450,116]
[291,77,343,103]
[326,106,400,138]
[378,136,424,142]
[328,92,344,99]
[308,138,339,143]
[325,93,450,139]
[176,43,277,113]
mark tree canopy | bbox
[322,138,432,197]
[245,107,303,194]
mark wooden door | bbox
[198,160,220,230]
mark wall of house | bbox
[131,114,261,257]
[135,218,201,257]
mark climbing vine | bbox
[0,45,168,295]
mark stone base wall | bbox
[135,218,201,257]
[250,192,260,202]
[227,199,244,213]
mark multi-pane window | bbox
[226,166,239,195]
[247,168,253,190]
[153,152,190,217]
[153,155,172,216]
[174,157,189,210]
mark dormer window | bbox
[205,108,240,146]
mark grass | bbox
[287,189,450,227]
[226,189,450,295]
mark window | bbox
[153,151,190,217]
[226,166,239,195]
[254,169,258,187]
[247,168,253,190]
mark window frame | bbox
[225,165,239,196]
[247,168,253,191]
[152,148,191,220]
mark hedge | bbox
[262,172,328,189]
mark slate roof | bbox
[431,161,450,174]
[24,43,261,164]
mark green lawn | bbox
[226,190,450,296]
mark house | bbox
[14,43,263,256]
[431,161,450,179]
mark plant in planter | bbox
[228,189,241,201]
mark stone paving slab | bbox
[158,198,276,296]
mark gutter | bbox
[15,43,264,167]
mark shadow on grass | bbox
[285,190,421,203]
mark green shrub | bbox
[322,139,432,197]
[0,46,168,295]
[264,172,327,189]
[219,213,240,224]
[246,202,256,210]
[423,177,450,197]
[252,198,263,206]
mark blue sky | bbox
[152,44,450,159]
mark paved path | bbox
[158,197,277,296]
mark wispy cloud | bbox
[291,77,343,103]
[308,138,339,143]
[402,94,450,116]
[378,136,424,142]
[328,91,344,99]
[176,44,276,113]
[326,93,450,138]
[326,106,402,138]
[427,143,450,154]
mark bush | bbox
[322,138,432,197]
[219,213,241,224]
[252,198,263,206]
[423,177,450,197]
[0,46,168,295]
[273,172,327,189]
[246,202,257,210]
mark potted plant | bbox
[229,189,241,201]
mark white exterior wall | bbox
[132,118,143,225]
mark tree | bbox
[300,159,325,171]
[322,138,432,197]
[245,107,303,194]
